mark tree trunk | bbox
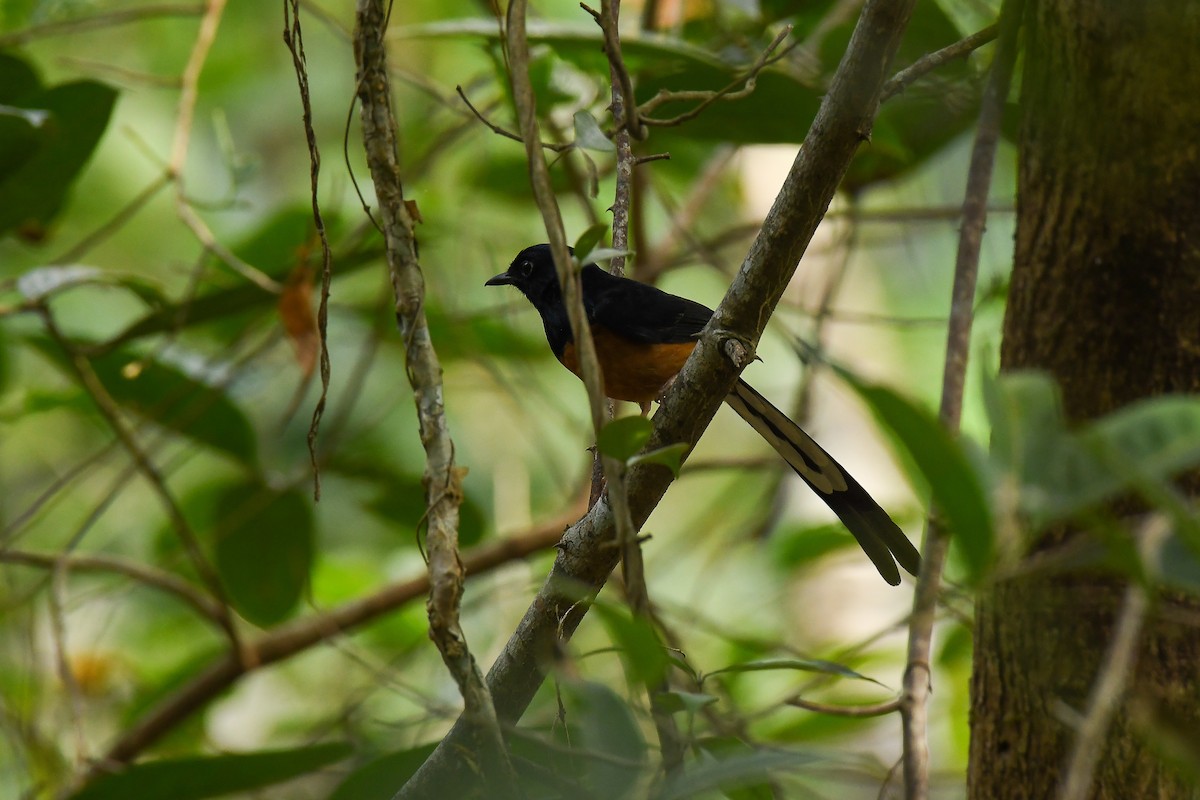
[968,1,1200,798]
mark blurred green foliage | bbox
[2,1,1195,799]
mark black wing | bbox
[580,266,713,344]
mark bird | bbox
[486,243,920,585]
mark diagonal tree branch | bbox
[397,0,919,795]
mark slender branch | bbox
[596,0,685,774]
[399,0,920,794]
[880,23,999,103]
[1057,580,1150,800]
[354,0,514,792]
[282,0,335,500]
[90,514,573,773]
[899,2,1022,798]
[0,550,225,623]
[455,85,573,152]
[168,0,282,294]
[0,3,204,48]
[786,696,901,717]
[638,27,795,128]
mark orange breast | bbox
[559,326,696,404]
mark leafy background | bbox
[15,0,1191,797]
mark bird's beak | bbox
[485,272,513,287]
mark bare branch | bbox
[1057,577,1150,800]
[639,27,795,128]
[282,0,335,500]
[353,0,515,791]
[899,1,1023,797]
[880,23,999,103]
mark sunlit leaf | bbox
[573,109,614,152]
[581,247,634,266]
[16,265,101,300]
[655,690,718,715]
[628,442,689,475]
[211,480,314,627]
[68,743,351,800]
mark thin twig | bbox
[1,550,225,623]
[899,2,1022,798]
[455,85,572,152]
[282,0,335,501]
[168,0,282,294]
[90,515,574,773]
[1057,580,1150,800]
[50,174,173,266]
[786,696,901,717]
[880,23,999,103]
[0,3,204,48]
[353,0,515,792]
[639,27,795,128]
[596,0,685,774]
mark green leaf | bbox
[983,369,1066,485]
[628,442,689,475]
[0,80,117,238]
[704,657,882,686]
[366,474,488,547]
[655,690,718,715]
[68,742,351,800]
[329,743,439,800]
[841,373,994,581]
[0,53,42,104]
[593,603,670,685]
[562,680,647,796]
[657,740,826,800]
[597,415,653,461]
[573,109,615,152]
[581,247,634,266]
[212,480,314,627]
[769,520,857,568]
[0,103,47,181]
[27,338,258,465]
[573,222,609,264]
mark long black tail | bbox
[724,379,920,585]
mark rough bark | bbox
[969,1,1200,798]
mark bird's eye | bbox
[518,259,533,276]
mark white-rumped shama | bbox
[486,244,920,585]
